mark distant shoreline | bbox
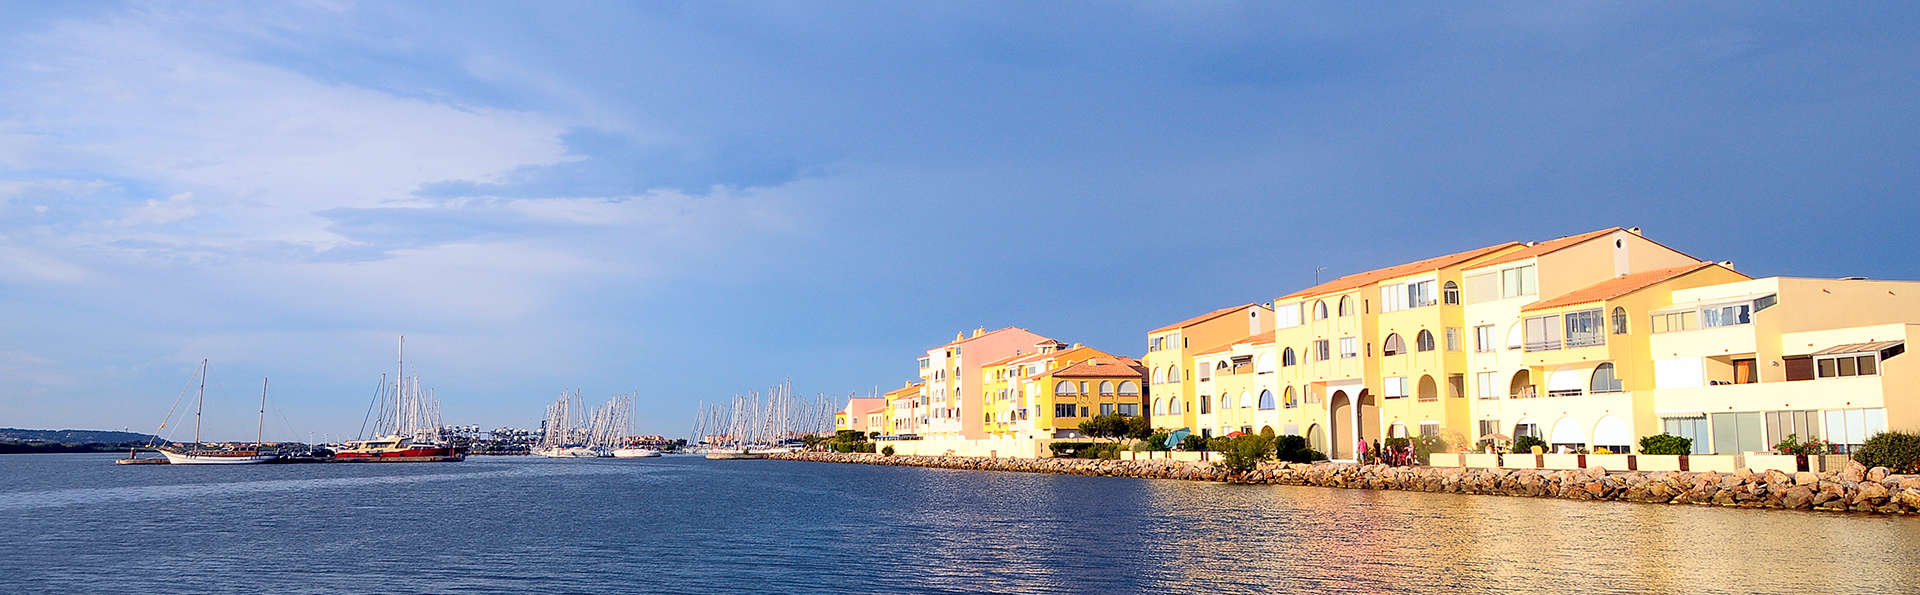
[0,442,148,455]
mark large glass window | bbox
[1564,309,1605,348]
[1476,372,1497,399]
[1702,303,1753,328]
[1826,408,1888,454]
[1590,363,1623,393]
[1816,354,1880,378]
[1054,403,1077,418]
[1524,315,1563,351]
[1662,417,1710,454]
[1384,376,1408,398]
[1501,265,1538,298]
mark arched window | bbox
[1314,300,1329,320]
[1444,280,1460,305]
[1171,399,1183,414]
[1338,295,1354,317]
[1416,329,1436,352]
[1258,390,1275,410]
[1591,363,1623,394]
[1153,398,1165,415]
[1282,347,1296,366]
[1099,381,1115,395]
[1239,391,1252,408]
[1215,360,1229,373]
[1168,364,1181,383]
[1506,322,1524,350]
[1383,333,1405,356]
[1611,307,1628,335]
[1282,386,1297,408]
[1117,381,1139,396]
[1255,353,1274,374]
[1220,394,1232,410]
[1152,367,1165,385]
[1056,380,1077,395]
[1199,394,1211,414]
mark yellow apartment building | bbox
[982,340,1097,438]
[1265,242,1523,458]
[1145,304,1273,432]
[1493,261,1749,453]
[1461,227,1706,449]
[880,381,924,437]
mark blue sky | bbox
[2,2,1917,439]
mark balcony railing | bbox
[1524,340,1561,352]
[1546,389,1583,398]
[1565,334,1605,349]
[1510,387,1539,399]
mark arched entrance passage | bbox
[1329,390,1352,459]
[1358,389,1381,445]
[1307,424,1326,453]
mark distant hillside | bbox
[0,428,160,445]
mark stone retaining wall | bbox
[768,451,1920,515]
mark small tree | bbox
[881,445,895,457]
[1216,434,1275,474]
[1638,433,1693,455]
[1126,415,1153,440]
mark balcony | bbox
[1652,376,1884,417]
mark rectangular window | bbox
[1478,420,1500,441]
[1825,408,1888,453]
[1315,340,1331,361]
[1564,309,1605,348]
[1524,315,1563,351]
[1099,403,1114,416]
[1054,404,1076,418]
[1419,422,1439,438]
[1475,372,1496,399]
[1408,279,1435,308]
[1816,354,1880,378]
[1339,337,1357,359]
[1448,374,1464,398]
[1501,265,1537,298]
[1662,417,1711,454]
[1117,403,1138,416]
[1380,284,1405,313]
[1474,325,1494,352]
[1384,376,1407,398]
[1442,327,1459,351]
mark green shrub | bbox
[831,442,853,453]
[1215,434,1275,473]
[881,445,895,457]
[1854,431,1920,474]
[857,441,876,453]
[1140,431,1172,451]
[1178,434,1208,451]
[1638,433,1693,455]
[1127,416,1153,440]
[1512,435,1549,454]
[1272,434,1323,463]
[1048,441,1096,457]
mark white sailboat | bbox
[158,362,275,465]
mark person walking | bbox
[1356,439,1369,464]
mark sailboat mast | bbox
[258,377,268,447]
[194,359,206,450]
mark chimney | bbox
[1719,260,1734,269]
[1627,227,1643,235]
[972,327,985,338]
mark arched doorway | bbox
[1357,389,1380,445]
[1329,390,1352,459]
[1307,424,1325,453]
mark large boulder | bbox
[1794,471,1819,486]
[1781,486,1815,509]
[1842,460,1867,483]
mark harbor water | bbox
[3,453,1918,593]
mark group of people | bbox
[1356,438,1417,466]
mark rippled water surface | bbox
[4,454,1919,593]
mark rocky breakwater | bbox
[772,452,1920,515]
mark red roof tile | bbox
[1278,242,1522,301]
[1150,304,1259,333]
[1051,357,1149,378]
[1466,228,1622,270]
[1520,262,1733,311]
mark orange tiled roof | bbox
[1521,262,1728,311]
[882,382,923,399]
[1150,304,1258,333]
[1278,242,1523,301]
[1466,228,1622,270]
[1051,357,1149,378]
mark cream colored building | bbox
[1647,277,1920,454]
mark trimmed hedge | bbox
[1854,431,1920,474]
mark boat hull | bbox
[333,443,466,463]
[705,452,767,460]
[612,448,661,458]
[159,450,275,465]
